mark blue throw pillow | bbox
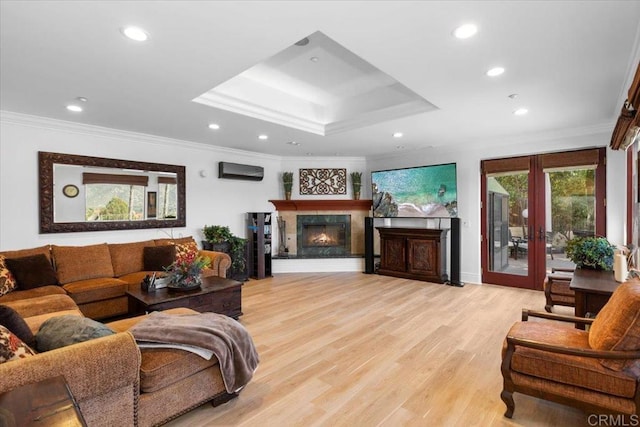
[36,315,115,352]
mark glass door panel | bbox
[487,172,530,277]
[545,167,596,273]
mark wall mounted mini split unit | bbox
[218,162,264,181]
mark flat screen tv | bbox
[372,163,457,218]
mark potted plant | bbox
[565,236,615,270]
[202,225,234,251]
[282,172,293,200]
[202,225,248,281]
[350,171,362,200]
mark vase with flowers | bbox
[165,251,211,290]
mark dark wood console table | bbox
[570,268,620,329]
[377,227,448,283]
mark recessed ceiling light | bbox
[287,141,300,146]
[66,104,83,112]
[208,123,220,130]
[121,26,149,42]
[310,56,319,62]
[508,93,518,100]
[258,134,268,140]
[453,24,478,39]
[487,67,505,77]
[513,108,529,116]
[393,132,403,138]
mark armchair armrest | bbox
[552,267,576,273]
[521,309,593,326]
[199,249,231,278]
[0,332,141,401]
[505,335,640,359]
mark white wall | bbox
[0,113,626,282]
[367,126,624,284]
[0,112,282,249]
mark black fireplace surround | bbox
[297,214,351,257]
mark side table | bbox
[570,268,619,329]
[0,375,87,426]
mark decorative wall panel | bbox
[299,168,346,195]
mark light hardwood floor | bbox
[167,272,586,426]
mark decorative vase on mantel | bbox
[350,171,362,201]
[282,171,293,200]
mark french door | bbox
[481,148,606,289]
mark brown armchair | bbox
[501,280,640,419]
[543,267,575,312]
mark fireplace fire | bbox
[297,215,351,256]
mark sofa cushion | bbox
[62,277,128,305]
[0,305,34,348]
[0,255,17,297]
[52,243,114,284]
[5,254,58,290]
[589,280,640,371]
[154,236,195,247]
[109,240,156,277]
[138,347,219,393]
[0,285,66,303]
[0,324,36,363]
[0,245,52,263]
[107,308,219,393]
[36,315,115,352]
[143,245,176,271]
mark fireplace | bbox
[297,215,351,256]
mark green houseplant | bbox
[282,172,293,200]
[350,171,362,200]
[202,225,248,281]
[565,236,615,271]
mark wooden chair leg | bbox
[501,389,515,418]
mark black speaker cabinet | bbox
[449,217,463,286]
[364,217,375,273]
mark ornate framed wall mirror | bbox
[39,151,186,233]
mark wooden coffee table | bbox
[126,276,243,319]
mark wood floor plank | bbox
[166,272,588,426]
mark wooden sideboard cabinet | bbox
[377,227,449,283]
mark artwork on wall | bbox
[299,168,347,195]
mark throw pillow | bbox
[5,254,58,290]
[0,305,35,348]
[0,255,17,296]
[589,280,640,371]
[143,245,176,271]
[0,324,36,363]
[36,315,115,352]
[174,241,198,260]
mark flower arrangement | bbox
[166,251,211,289]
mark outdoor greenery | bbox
[85,183,177,221]
[565,236,615,270]
[494,169,595,242]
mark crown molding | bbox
[0,110,281,161]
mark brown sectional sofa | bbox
[0,236,231,320]
[0,295,235,426]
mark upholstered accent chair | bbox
[501,280,640,419]
[543,267,576,312]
